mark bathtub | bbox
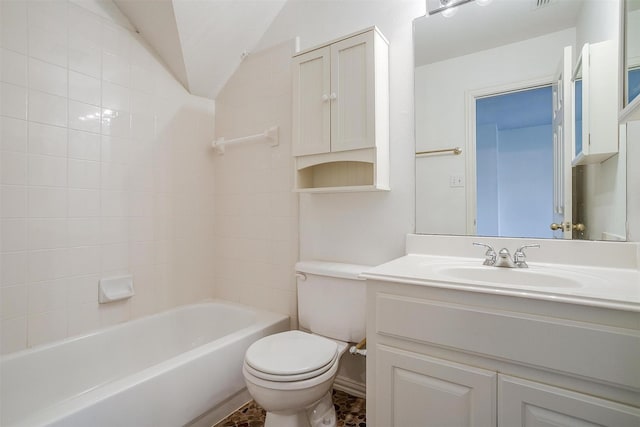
[0,300,289,427]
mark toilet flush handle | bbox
[295,272,307,281]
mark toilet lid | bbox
[245,331,338,377]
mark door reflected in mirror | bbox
[625,0,640,105]
[414,0,626,241]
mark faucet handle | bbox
[473,242,496,266]
[514,244,540,268]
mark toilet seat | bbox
[244,331,339,382]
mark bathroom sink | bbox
[432,265,582,288]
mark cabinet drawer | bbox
[376,293,640,390]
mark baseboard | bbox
[333,375,366,399]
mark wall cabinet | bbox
[366,281,640,427]
[292,27,389,192]
[572,40,619,165]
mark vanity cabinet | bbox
[572,40,619,165]
[366,281,640,427]
[292,27,389,192]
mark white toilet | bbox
[242,261,368,427]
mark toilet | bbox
[242,261,368,427]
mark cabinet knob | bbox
[330,92,337,100]
[322,94,329,102]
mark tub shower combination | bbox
[0,301,289,427]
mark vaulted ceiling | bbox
[114,0,287,100]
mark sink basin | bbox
[433,265,583,288]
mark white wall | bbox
[415,29,576,234]
[0,0,216,354]
[256,0,423,266]
[213,41,299,327]
[627,120,640,242]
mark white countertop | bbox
[363,254,640,312]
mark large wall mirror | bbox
[414,0,628,241]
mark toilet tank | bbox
[296,261,370,343]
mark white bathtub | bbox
[0,300,289,427]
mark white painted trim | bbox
[333,375,366,399]
[464,76,555,236]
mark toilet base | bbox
[264,392,336,427]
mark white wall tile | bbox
[28,122,68,157]
[1,117,27,152]
[102,81,130,111]
[68,3,102,47]
[1,1,28,54]
[101,218,128,244]
[28,26,67,68]
[1,252,28,287]
[69,245,101,276]
[27,218,68,250]
[101,108,130,137]
[28,155,67,187]
[28,58,67,97]
[101,243,129,271]
[67,274,99,305]
[1,83,27,120]
[1,151,27,184]
[28,187,67,217]
[100,135,129,163]
[69,130,101,161]
[101,190,128,217]
[1,186,27,218]
[68,218,101,247]
[1,285,27,319]
[1,48,27,86]
[69,38,101,78]
[69,71,101,106]
[28,90,67,127]
[100,161,128,189]
[28,279,67,314]
[102,52,129,87]
[28,248,70,282]
[68,159,100,188]
[69,101,101,133]
[67,302,100,336]
[1,316,27,354]
[68,188,100,217]
[1,0,216,354]
[28,309,67,347]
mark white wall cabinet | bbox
[292,27,389,192]
[366,280,640,427]
[572,40,619,165]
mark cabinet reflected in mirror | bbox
[414,0,626,241]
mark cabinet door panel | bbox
[293,46,331,156]
[499,375,640,427]
[331,32,374,152]
[377,345,496,427]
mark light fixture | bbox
[427,0,473,15]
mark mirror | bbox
[625,0,640,106]
[414,0,626,241]
[573,56,583,162]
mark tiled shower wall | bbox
[213,42,299,328]
[0,0,216,354]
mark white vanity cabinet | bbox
[292,27,389,192]
[365,280,640,427]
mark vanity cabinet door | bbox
[292,46,331,156]
[498,375,640,427]
[376,345,496,427]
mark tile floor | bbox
[214,389,366,427]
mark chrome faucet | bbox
[513,244,540,268]
[472,243,496,266]
[473,243,540,268]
